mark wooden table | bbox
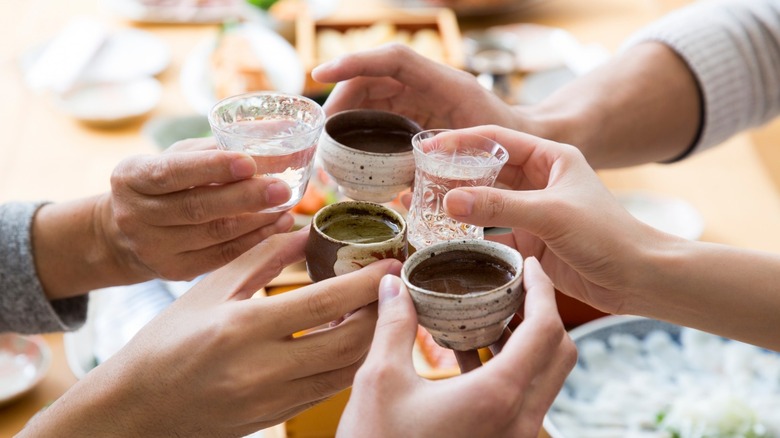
[6,0,780,436]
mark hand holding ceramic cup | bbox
[305,201,408,282]
[208,91,325,212]
[318,109,422,203]
[406,129,508,250]
[401,239,524,373]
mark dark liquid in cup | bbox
[321,214,401,244]
[409,250,515,295]
[334,128,414,154]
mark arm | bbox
[529,0,780,168]
[20,230,403,437]
[443,125,780,351]
[337,257,576,438]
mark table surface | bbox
[4,0,780,436]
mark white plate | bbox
[544,315,780,438]
[80,28,170,83]
[180,24,305,115]
[616,191,705,240]
[20,27,170,90]
[0,334,51,406]
[54,77,162,126]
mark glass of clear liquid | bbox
[208,91,326,213]
[407,129,508,250]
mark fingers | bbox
[111,150,258,196]
[360,275,419,372]
[117,177,291,226]
[253,259,404,335]
[485,258,575,388]
[283,303,377,379]
[151,214,295,279]
[191,229,309,302]
[444,186,548,233]
[312,43,443,89]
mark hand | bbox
[312,44,522,130]
[104,137,295,281]
[338,257,576,438]
[24,229,403,437]
[440,125,674,314]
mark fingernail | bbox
[275,213,295,232]
[379,275,401,305]
[444,189,475,217]
[231,155,256,179]
[265,181,292,205]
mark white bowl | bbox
[55,77,162,126]
[544,315,780,437]
[0,334,51,406]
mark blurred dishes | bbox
[544,315,780,437]
[106,0,246,23]
[21,20,169,126]
[0,334,51,406]
[616,191,705,240]
[396,0,545,16]
[54,77,163,127]
[78,28,170,83]
[142,115,213,150]
[180,24,305,115]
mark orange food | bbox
[292,183,326,215]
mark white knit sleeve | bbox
[622,0,780,159]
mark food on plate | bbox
[316,21,446,65]
[548,326,780,437]
[210,29,273,99]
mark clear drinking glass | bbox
[406,129,508,250]
[208,91,326,213]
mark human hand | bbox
[312,44,521,129]
[337,257,576,438]
[103,137,295,281]
[26,229,402,437]
[440,125,676,314]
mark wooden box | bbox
[295,5,464,96]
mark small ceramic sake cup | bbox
[401,239,524,351]
[318,109,421,203]
[305,201,408,282]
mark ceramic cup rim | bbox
[311,200,407,246]
[401,239,523,299]
[322,109,421,158]
[411,128,509,169]
[207,91,325,140]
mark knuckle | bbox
[334,332,369,366]
[206,216,242,241]
[216,238,251,266]
[305,288,344,322]
[482,189,509,220]
[180,194,210,223]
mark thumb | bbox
[444,186,546,232]
[363,275,419,371]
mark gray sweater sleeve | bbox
[623,0,780,159]
[0,202,88,334]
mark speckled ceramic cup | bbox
[318,109,421,203]
[401,239,524,351]
[305,201,408,282]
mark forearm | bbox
[629,238,780,351]
[524,42,701,168]
[32,195,144,301]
